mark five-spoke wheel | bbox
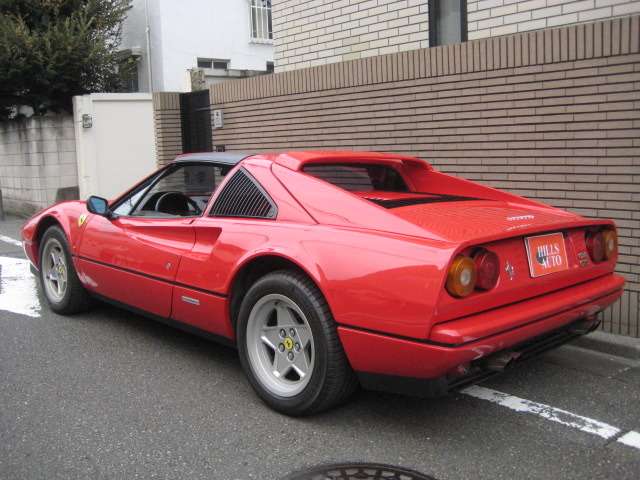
[42,238,68,302]
[237,270,358,416]
[246,294,315,397]
[38,226,90,314]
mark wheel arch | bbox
[32,215,66,268]
[228,253,330,332]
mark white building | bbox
[120,0,274,92]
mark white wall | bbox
[73,94,157,200]
[120,0,274,92]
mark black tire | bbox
[38,225,91,315]
[237,270,358,416]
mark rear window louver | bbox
[211,169,276,219]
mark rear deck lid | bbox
[355,191,584,244]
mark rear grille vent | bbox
[211,169,276,219]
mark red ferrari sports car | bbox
[22,151,624,415]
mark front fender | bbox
[21,201,89,268]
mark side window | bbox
[129,163,230,218]
[112,188,148,216]
[111,172,161,216]
[211,169,276,219]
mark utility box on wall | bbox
[73,93,157,200]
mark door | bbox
[180,91,212,153]
[76,162,228,318]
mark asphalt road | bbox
[1,217,639,480]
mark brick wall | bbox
[273,0,429,72]
[0,115,78,217]
[152,92,183,167]
[468,0,640,39]
[196,16,640,337]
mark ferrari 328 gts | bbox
[21,151,624,415]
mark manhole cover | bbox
[283,463,436,480]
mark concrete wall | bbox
[468,0,640,40]
[187,15,640,337]
[73,94,157,200]
[273,0,430,72]
[121,0,275,92]
[0,115,78,217]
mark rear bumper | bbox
[338,273,624,396]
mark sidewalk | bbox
[572,330,640,360]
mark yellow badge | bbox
[78,213,87,227]
[283,337,294,351]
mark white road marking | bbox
[0,234,22,247]
[0,256,41,318]
[462,385,622,440]
[618,431,640,449]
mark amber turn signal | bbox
[446,255,477,298]
[603,229,618,261]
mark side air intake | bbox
[211,169,276,219]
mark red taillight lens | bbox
[586,231,605,263]
[474,249,500,290]
[446,255,477,298]
[603,229,618,261]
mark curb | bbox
[571,330,640,360]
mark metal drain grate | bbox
[283,463,436,480]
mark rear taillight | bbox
[603,229,618,261]
[446,255,477,298]
[586,230,608,263]
[474,249,500,290]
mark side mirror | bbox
[86,196,111,218]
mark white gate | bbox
[73,93,157,200]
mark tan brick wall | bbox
[199,16,640,336]
[152,92,183,167]
[273,0,429,72]
[468,0,640,40]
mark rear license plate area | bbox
[525,232,569,278]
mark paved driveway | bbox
[1,217,639,480]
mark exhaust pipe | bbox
[486,351,521,372]
[568,316,599,335]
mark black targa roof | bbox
[172,152,250,165]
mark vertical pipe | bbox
[144,0,154,92]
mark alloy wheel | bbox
[246,293,315,397]
[42,238,68,303]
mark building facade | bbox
[273,0,640,72]
[120,0,275,92]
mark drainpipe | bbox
[144,0,154,92]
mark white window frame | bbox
[249,0,273,44]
